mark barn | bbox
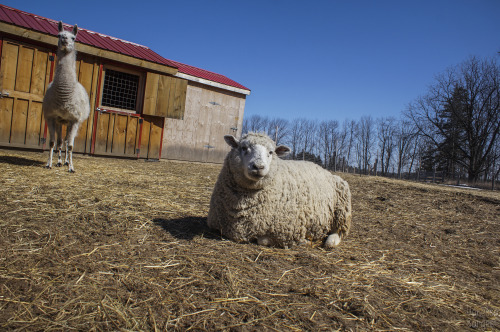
[0,4,250,163]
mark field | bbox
[0,148,499,331]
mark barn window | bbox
[101,68,140,111]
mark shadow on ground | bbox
[0,155,45,167]
[153,216,222,241]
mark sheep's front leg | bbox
[65,122,79,173]
[45,119,56,169]
[55,124,63,167]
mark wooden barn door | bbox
[0,39,52,148]
[92,110,142,158]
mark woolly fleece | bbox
[207,132,352,248]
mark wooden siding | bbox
[0,38,100,152]
[0,39,51,148]
[93,110,141,158]
[162,82,246,163]
[143,72,187,119]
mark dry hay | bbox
[0,149,498,331]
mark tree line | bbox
[241,56,500,188]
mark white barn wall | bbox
[162,81,246,163]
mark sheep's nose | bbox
[252,163,265,170]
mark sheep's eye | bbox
[241,146,248,152]
[269,151,273,155]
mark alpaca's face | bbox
[58,31,76,53]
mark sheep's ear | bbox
[72,24,78,37]
[58,21,64,33]
[224,135,240,149]
[275,145,291,157]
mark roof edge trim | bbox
[176,72,251,95]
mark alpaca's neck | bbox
[53,50,77,85]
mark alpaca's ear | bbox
[72,24,78,37]
[58,21,63,33]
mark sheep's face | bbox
[225,134,290,184]
[57,21,78,53]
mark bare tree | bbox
[242,115,269,134]
[406,56,500,182]
[341,119,357,171]
[267,117,290,145]
[301,119,318,161]
[357,116,375,174]
[395,119,417,178]
[288,118,305,159]
[377,117,397,175]
[318,120,340,170]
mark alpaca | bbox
[43,21,90,172]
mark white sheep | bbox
[207,132,352,249]
[43,21,90,172]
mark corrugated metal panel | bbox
[0,4,250,92]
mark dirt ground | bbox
[0,148,498,331]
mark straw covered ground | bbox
[0,148,499,331]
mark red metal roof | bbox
[168,60,250,91]
[0,4,249,92]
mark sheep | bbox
[43,21,90,173]
[207,132,352,249]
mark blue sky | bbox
[6,0,500,123]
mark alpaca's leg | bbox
[64,127,70,166]
[45,119,56,169]
[55,123,63,167]
[66,122,80,173]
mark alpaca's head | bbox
[57,21,78,53]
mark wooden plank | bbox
[112,113,127,155]
[155,75,170,117]
[181,84,201,161]
[93,112,110,154]
[106,113,116,153]
[15,46,34,93]
[172,78,187,119]
[25,100,43,147]
[207,97,223,163]
[85,62,99,153]
[142,72,159,116]
[139,117,151,159]
[10,98,28,144]
[148,116,163,159]
[73,121,87,152]
[165,76,176,118]
[135,118,142,157]
[78,59,95,96]
[0,97,14,143]
[1,42,19,91]
[73,58,95,153]
[125,116,138,156]
[30,48,48,96]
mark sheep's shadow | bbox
[153,216,221,241]
[0,155,45,167]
